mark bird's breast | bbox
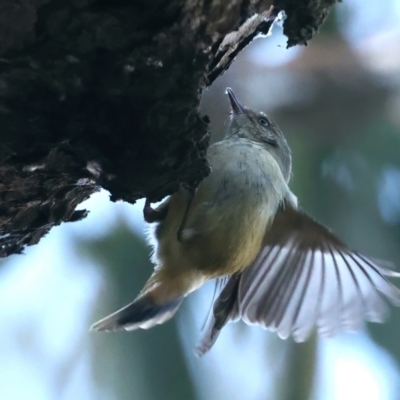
[153,139,289,278]
[207,140,286,209]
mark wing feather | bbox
[237,206,400,342]
[198,203,400,354]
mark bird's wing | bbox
[197,203,400,355]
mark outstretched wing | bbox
[197,204,400,355]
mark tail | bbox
[90,294,184,332]
[91,265,205,332]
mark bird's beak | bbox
[226,87,245,115]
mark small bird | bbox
[91,88,400,355]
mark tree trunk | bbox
[0,0,338,257]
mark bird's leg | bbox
[143,198,169,223]
[177,188,196,242]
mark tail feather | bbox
[90,294,184,332]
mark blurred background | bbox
[1,1,400,399]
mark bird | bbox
[91,87,400,355]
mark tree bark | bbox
[0,0,339,257]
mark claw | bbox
[143,199,167,223]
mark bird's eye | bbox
[259,118,269,126]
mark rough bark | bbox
[0,0,339,257]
